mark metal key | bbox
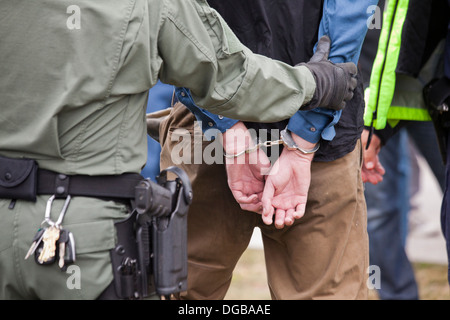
[57,228,69,269]
[57,229,76,271]
[37,226,60,264]
[25,228,46,260]
[58,228,68,269]
[65,231,76,267]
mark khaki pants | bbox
[160,102,369,300]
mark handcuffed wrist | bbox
[224,145,259,158]
[223,128,319,159]
[280,129,319,154]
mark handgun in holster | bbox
[110,166,192,299]
[424,77,450,164]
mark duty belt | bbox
[37,169,143,199]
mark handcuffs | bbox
[224,128,320,158]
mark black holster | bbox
[109,166,192,299]
[424,78,450,163]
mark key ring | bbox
[42,195,72,228]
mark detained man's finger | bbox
[294,203,306,220]
[240,202,263,214]
[284,208,295,226]
[233,192,259,204]
[261,181,275,225]
[261,181,275,210]
[274,208,286,229]
[262,205,274,225]
[261,199,274,225]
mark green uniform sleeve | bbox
[0,0,315,175]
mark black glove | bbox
[299,36,357,111]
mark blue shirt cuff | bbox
[175,87,239,140]
[287,109,341,144]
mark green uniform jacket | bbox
[364,0,448,130]
[0,0,315,175]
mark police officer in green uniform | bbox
[0,0,357,299]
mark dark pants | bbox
[442,131,450,283]
[441,0,450,283]
[365,130,419,300]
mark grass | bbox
[224,249,450,300]
[413,263,450,300]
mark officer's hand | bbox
[299,35,357,111]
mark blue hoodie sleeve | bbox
[287,0,379,143]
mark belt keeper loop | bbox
[55,174,70,198]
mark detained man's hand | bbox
[361,129,385,184]
[261,133,315,229]
[223,122,271,213]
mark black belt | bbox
[37,169,144,200]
